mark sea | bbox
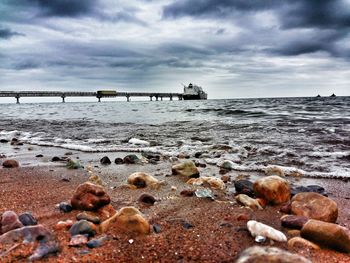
[0,97,349,178]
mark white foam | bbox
[128,138,150,146]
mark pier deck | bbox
[0,91,184,103]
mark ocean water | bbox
[0,97,349,178]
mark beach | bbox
[1,142,350,262]
[0,97,350,262]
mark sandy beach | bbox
[1,142,350,262]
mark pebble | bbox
[253,175,290,205]
[152,224,161,233]
[180,189,195,197]
[138,193,157,205]
[114,157,124,164]
[171,160,200,178]
[51,156,62,162]
[69,220,96,237]
[71,182,110,211]
[100,156,111,165]
[18,212,38,226]
[54,220,74,230]
[247,220,287,242]
[182,221,194,229]
[234,179,254,197]
[291,192,338,223]
[127,172,161,188]
[2,159,19,168]
[1,210,24,234]
[87,235,109,248]
[236,246,311,263]
[217,160,235,170]
[77,212,101,224]
[66,159,83,169]
[59,202,73,213]
[35,154,44,158]
[235,194,263,210]
[123,154,140,164]
[288,236,320,250]
[69,234,88,247]
[281,215,309,230]
[301,219,350,252]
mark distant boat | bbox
[316,94,321,97]
[182,83,207,100]
[330,93,336,97]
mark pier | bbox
[0,91,184,103]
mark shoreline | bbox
[1,143,350,262]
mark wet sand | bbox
[1,146,350,262]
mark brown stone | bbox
[221,175,230,183]
[2,159,19,168]
[253,175,290,205]
[1,211,23,234]
[279,202,292,214]
[127,172,161,189]
[171,161,200,178]
[71,182,110,211]
[291,192,338,223]
[281,215,309,230]
[301,219,350,253]
[288,237,320,250]
[99,206,150,235]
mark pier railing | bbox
[0,91,184,103]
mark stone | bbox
[99,206,150,235]
[0,139,9,143]
[96,204,117,222]
[123,154,140,164]
[51,156,62,162]
[100,156,111,165]
[281,215,309,230]
[171,160,200,178]
[180,189,195,197]
[59,202,73,213]
[86,235,109,248]
[301,219,350,253]
[69,220,96,237]
[235,194,263,210]
[71,182,110,211]
[247,220,287,242]
[234,180,254,197]
[77,212,101,224]
[114,157,124,164]
[221,175,230,183]
[138,193,156,205]
[291,192,338,223]
[288,237,320,250]
[36,154,44,158]
[152,224,161,233]
[69,234,88,246]
[88,174,103,186]
[182,221,194,229]
[236,246,311,263]
[186,176,225,190]
[1,211,23,234]
[291,185,327,196]
[127,172,161,188]
[279,202,292,214]
[66,159,83,169]
[141,152,160,161]
[217,160,235,170]
[2,159,19,168]
[253,175,290,205]
[54,220,74,230]
[0,225,59,261]
[18,212,37,226]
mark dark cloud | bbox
[281,0,350,29]
[0,28,24,39]
[26,0,96,17]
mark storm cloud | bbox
[0,0,349,98]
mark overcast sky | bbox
[0,0,349,99]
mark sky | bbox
[0,0,350,99]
